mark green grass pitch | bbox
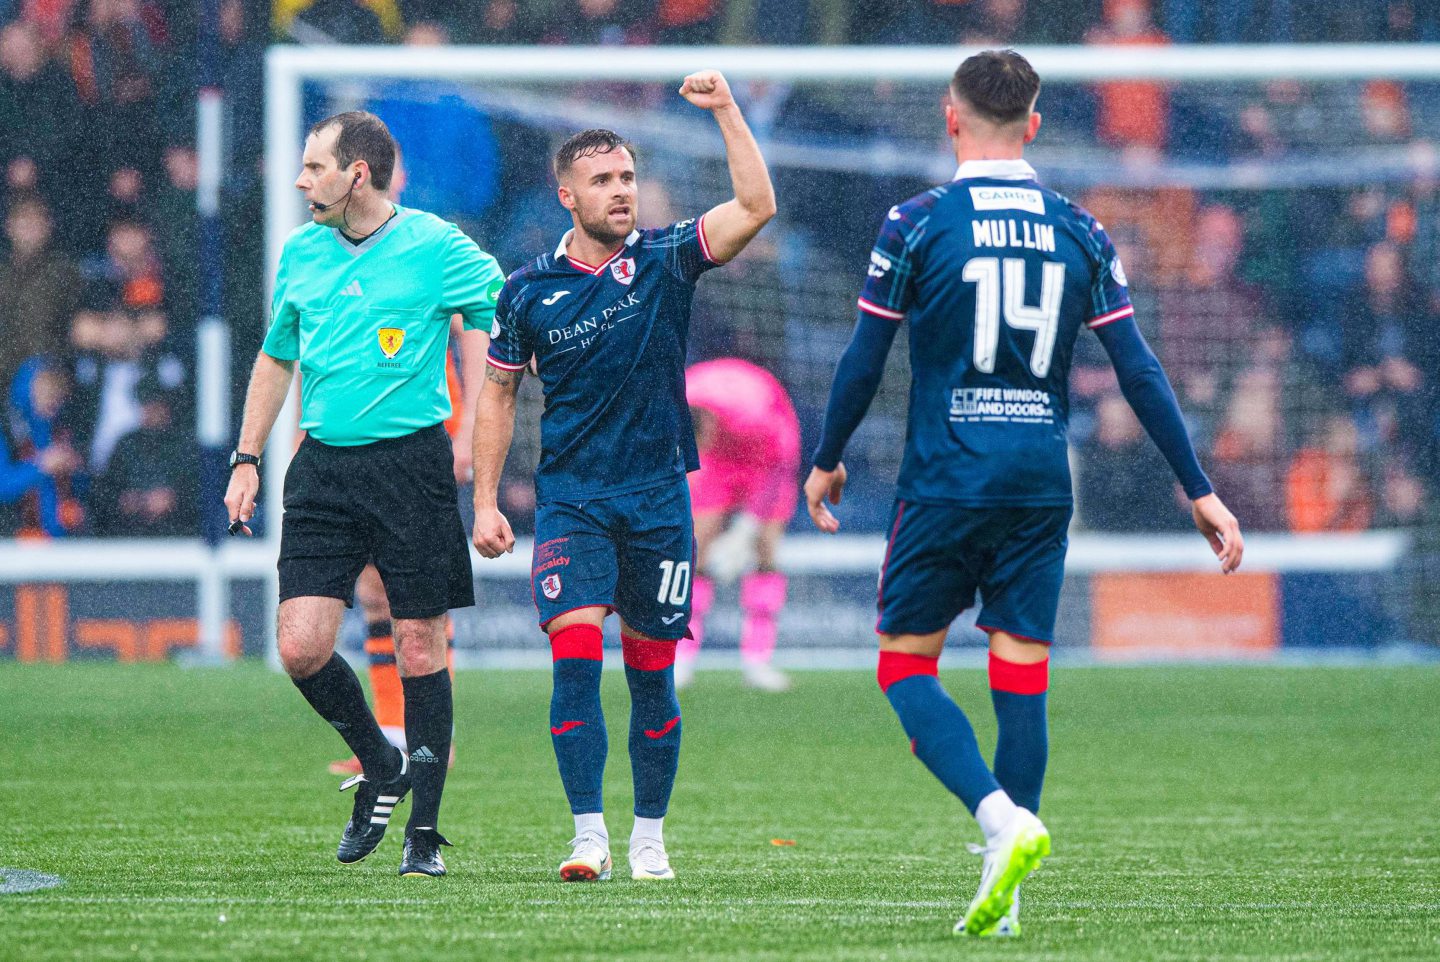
[1,663,1437,961]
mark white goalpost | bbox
[5,42,1431,666]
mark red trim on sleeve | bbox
[551,623,604,661]
[621,634,677,670]
[858,297,905,321]
[486,355,528,372]
[876,650,938,693]
[696,213,716,264]
[1086,305,1134,329]
[987,652,1050,695]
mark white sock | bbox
[975,790,1019,843]
[575,813,608,842]
[631,816,665,848]
[380,725,406,751]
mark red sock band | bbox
[622,634,677,671]
[988,653,1049,695]
[876,651,939,693]
[551,623,603,662]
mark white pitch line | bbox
[0,869,66,894]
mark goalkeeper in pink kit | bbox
[679,358,800,691]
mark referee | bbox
[223,111,503,878]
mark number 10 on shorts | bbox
[657,560,691,605]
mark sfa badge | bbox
[378,327,406,359]
[541,573,563,600]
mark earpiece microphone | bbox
[309,172,360,212]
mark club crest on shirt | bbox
[541,573,562,600]
[610,257,636,286]
[378,327,406,359]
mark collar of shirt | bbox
[953,159,1037,182]
[553,228,642,263]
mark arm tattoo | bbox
[484,364,523,392]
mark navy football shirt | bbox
[858,159,1134,507]
[488,218,721,501]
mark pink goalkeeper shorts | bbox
[689,456,799,524]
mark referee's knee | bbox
[394,618,448,677]
[277,636,332,679]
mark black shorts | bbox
[278,423,474,619]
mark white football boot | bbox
[628,839,676,880]
[741,660,792,692]
[674,656,697,690]
[955,809,1048,936]
[558,831,612,882]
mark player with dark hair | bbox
[471,71,775,883]
[328,143,470,778]
[224,110,503,878]
[805,49,1244,937]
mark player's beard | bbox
[576,202,635,249]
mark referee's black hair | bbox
[951,49,1040,126]
[553,129,637,181]
[309,111,397,191]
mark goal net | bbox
[261,45,1437,661]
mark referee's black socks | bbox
[401,668,452,831]
[293,653,400,781]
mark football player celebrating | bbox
[471,70,775,883]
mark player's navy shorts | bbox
[279,423,475,619]
[876,500,1072,643]
[531,476,695,640]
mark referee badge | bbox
[541,573,562,600]
[378,327,406,359]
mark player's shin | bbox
[550,624,608,815]
[622,635,681,820]
[401,667,452,831]
[989,652,1049,815]
[365,620,406,750]
[739,572,785,665]
[877,650,1002,814]
[293,653,401,780]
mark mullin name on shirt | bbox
[969,184,1057,253]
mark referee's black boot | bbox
[337,748,411,864]
[399,827,452,878]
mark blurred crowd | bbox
[2,0,1439,546]
[278,0,1440,45]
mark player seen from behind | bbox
[804,50,1244,937]
[471,70,775,883]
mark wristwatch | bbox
[229,450,262,471]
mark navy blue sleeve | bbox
[812,311,901,470]
[1093,315,1214,500]
[486,273,533,372]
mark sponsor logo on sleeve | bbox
[1111,257,1129,287]
[868,250,892,279]
[968,186,1045,215]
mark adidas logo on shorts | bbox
[409,746,440,763]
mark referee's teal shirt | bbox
[263,205,504,446]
